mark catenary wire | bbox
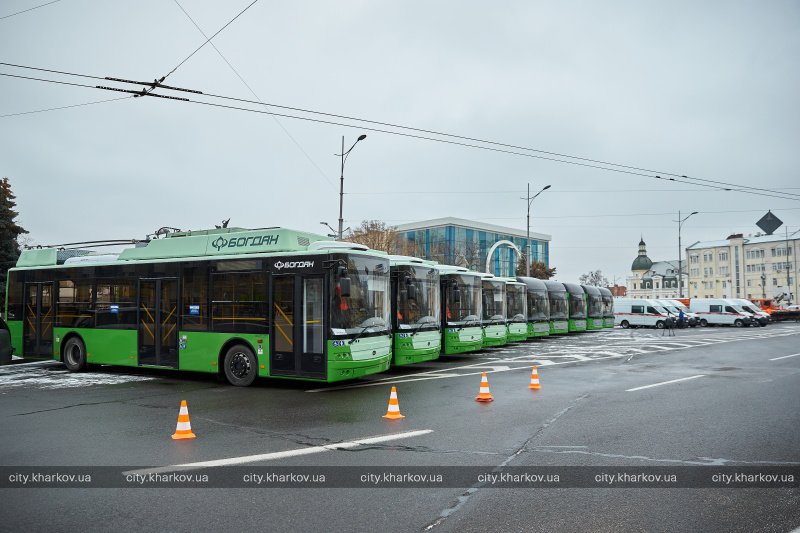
[1,65,799,202]
[0,0,62,21]
[170,0,335,189]
[0,96,132,118]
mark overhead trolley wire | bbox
[1,62,799,202]
[168,0,336,189]
[0,0,62,22]
[160,0,259,83]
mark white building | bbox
[686,231,798,302]
[626,238,688,299]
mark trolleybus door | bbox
[23,282,54,357]
[271,274,326,378]
[138,278,178,368]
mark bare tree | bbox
[578,269,610,287]
[345,220,397,253]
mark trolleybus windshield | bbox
[527,289,550,320]
[331,256,390,335]
[482,281,506,323]
[548,292,568,319]
[445,275,481,325]
[506,285,526,322]
[569,292,587,318]
[396,266,440,331]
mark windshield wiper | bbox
[457,319,480,331]
[411,320,439,336]
[349,323,381,344]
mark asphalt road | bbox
[1,324,799,532]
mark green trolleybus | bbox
[5,227,392,385]
[543,280,569,334]
[480,273,508,347]
[599,287,615,328]
[563,283,588,332]
[516,276,550,338]
[389,255,441,365]
[437,265,483,355]
[499,277,528,342]
[582,285,604,330]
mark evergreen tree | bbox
[0,178,28,305]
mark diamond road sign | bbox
[756,210,783,235]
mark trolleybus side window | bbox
[181,263,209,332]
[6,271,23,320]
[57,280,94,328]
[96,279,136,329]
[211,271,268,333]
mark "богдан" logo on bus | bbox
[211,234,279,251]
[274,261,314,270]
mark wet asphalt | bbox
[1,324,799,532]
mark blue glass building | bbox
[395,217,551,277]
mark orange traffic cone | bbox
[171,400,197,440]
[529,366,541,390]
[382,386,405,419]
[475,372,494,402]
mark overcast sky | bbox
[2,0,799,282]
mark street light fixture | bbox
[521,183,551,277]
[320,221,337,238]
[335,134,367,240]
[676,210,698,298]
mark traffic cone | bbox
[171,400,197,440]
[382,386,405,419]
[529,366,541,390]
[475,372,494,402]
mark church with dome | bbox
[625,238,688,299]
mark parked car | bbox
[689,298,753,327]
[614,298,671,328]
[0,317,13,364]
[656,299,698,327]
[728,299,769,326]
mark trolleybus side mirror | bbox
[451,283,461,303]
[338,277,351,298]
[406,279,417,301]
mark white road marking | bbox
[626,374,706,392]
[123,429,434,474]
[769,352,800,361]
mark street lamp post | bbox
[336,134,367,240]
[522,183,551,277]
[677,210,698,298]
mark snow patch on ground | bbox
[0,362,155,390]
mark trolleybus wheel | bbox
[223,344,257,387]
[620,320,630,329]
[62,337,87,372]
[699,319,708,327]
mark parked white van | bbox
[728,299,769,326]
[656,299,699,327]
[689,298,754,327]
[614,298,672,328]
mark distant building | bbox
[608,285,627,297]
[626,238,687,299]
[394,217,551,277]
[686,231,798,302]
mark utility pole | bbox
[676,210,698,298]
[336,134,367,240]
[522,183,551,277]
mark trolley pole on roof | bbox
[336,134,367,240]
[522,183,550,277]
